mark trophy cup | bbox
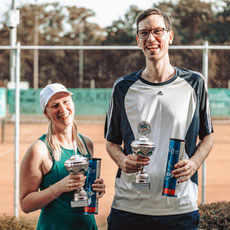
[131,121,155,190]
[64,155,91,207]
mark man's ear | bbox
[169,30,174,45]
[136,35,141,48]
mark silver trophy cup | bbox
[64,155,91,207]
[131,121,155,190]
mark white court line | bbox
[0,148,14,158]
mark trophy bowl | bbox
[131,137,155,158]
[64,155,91,208]
[131,121,155,190]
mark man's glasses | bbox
[137,28,169,39]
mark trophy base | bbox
[71,197,91,208]
[132,181,150,190]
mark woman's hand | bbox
[92,178,106,198]
[54,173,86,196]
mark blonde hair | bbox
[45,119,88,161]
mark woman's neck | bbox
[53,126,74,149]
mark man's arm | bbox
[106,140,149,174]
[172,133,214,183]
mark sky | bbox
[0,0,161,28]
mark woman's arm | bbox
[20,140,86,213]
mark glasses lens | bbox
[138,31,149,38]
[154,28,164,37]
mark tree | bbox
[92,5,145,87]
[0,2,106,88]
[205,0,230,88]
[163,0,215,44]
[200,0,230,44]
[104,5,141,45]
[0,1,229,89]
[0,25,10,83]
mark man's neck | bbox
[142,60,175,83]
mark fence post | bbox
[33,0,39,89]
[201,40,209,204]
[14,42,21,218]
[79,24,84,88]
[203,40,209,84]
[1,119,5,143]
[9,2,18,83]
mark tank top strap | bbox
[38,134,55,162]
[78,133,91,158]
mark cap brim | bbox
[43,90,73,112]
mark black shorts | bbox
[107,208,200,230]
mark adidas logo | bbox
[157,91,163,96]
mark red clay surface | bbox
[0,121,229,227]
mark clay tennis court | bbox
[0,119,229,228]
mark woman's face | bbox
[45,92,74,128]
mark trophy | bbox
[131,121,155,190]
[64,155,91,207]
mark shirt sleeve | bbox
[199,77,214,140]
[104,85,123,145]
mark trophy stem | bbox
[74,187,88,201]
[140,166,145,173]
[70,187,91,207]
[136,166,148,183]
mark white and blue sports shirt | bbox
[105,67,213,216]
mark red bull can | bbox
[162,139,185,197]
[84,158,101,215]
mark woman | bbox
[20,83,105,230]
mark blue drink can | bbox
[84,158,101,214]
[162,139,185,197]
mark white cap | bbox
[40,83,73,112]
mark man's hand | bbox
[172,133,214,183]
[172,159,198,183]
[120,154,150,173]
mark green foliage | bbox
[203,0,230,44]
[199,201,230,230]
[0,215,37,230]
[171,0,215,44]
[103,5,141,45]
[15,2,103,45]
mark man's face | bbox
[136,14,174,62]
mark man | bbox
[104,8,214,230]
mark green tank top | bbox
[36,134,97,230]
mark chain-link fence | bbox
[0,44,230,118]
[1,45,230,89]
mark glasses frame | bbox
[137,28,169,39]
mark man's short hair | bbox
[136,8,172,31]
